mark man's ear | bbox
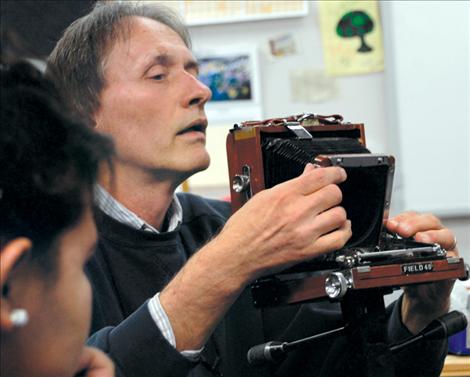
[0,238,32,331]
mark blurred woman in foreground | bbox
[0,61,114,377]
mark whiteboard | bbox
[382,1,470,216]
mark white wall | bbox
[382,1,470,218]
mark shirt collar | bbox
[94,185,182,233]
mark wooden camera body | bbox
[226,113,468,307]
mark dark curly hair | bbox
[0,61,113,270]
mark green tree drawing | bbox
[336,11,374,53]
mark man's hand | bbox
[74,347,114,377]
[161,164,352,350]
[218,164,352,279]
[386,211,458,334]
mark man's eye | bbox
[151,74,165,81]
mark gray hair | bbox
[47,1,191,126]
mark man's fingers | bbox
[310,220,352,257]
[303,162,316,173]
[386,211,457,254]
[305,184,344,215]
[387,212,443,238]
[414,229,459,255]
[386,211,420,234]
[388,211,419,223]
[296,166,347,196]
[310,206,348,237]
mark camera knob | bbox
[325,272,348,299]
[232,174,250,193]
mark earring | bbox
[10,308,29,327]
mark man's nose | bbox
[184,74,212,108]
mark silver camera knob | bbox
[325,272,348,299]
[232,174,250,193]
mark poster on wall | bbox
[195,45,262,124]
[318,0,384,76]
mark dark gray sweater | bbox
[86,193,447,377]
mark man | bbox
[48,2,457,377]
[0,60,114,377]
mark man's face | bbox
[3,206,97,377]
[94,16,212,182]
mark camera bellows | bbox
[261,136,388,260]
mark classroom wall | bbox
[382,1,469,217]
[188,1,470,260]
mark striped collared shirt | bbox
[94,185,182,233]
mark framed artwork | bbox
[195,45,262,124]
[199,54,252,102]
